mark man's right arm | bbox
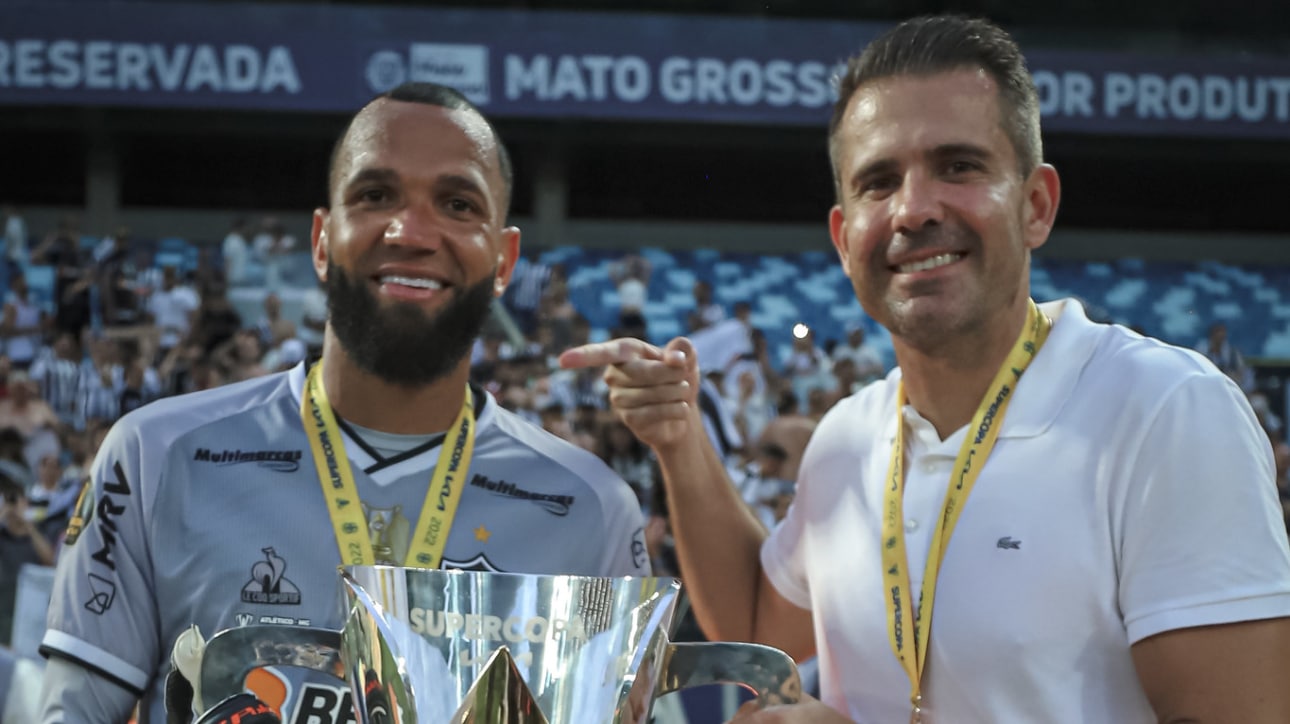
[560,337,815,660]
[39,656,139,724]
[39,417,162,722]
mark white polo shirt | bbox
[762,299,1290,724]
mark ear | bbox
[492,226,522,297]
[1022,164,1061,251]
[828,205,852,277]
[310,207,330,281]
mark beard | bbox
[325,262,496,387]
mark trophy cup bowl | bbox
[198,566,801,723]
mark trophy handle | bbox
[199,625,346,705]
[656,641,802,707]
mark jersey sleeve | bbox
[597,473,652,577]
[39,414,161,702]
[1119,370,1290,644]
[38,655,140,724]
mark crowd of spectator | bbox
[1,204,1288,662]
[0,209,329,651]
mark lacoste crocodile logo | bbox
[996,536,1022,550]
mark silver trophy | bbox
[199,566,801,723]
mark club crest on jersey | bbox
[442,552,505,573]
[241,547,301,605]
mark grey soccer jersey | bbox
[41,363,649,724]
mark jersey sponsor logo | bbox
[235,612,255,627]
[241,547,302,604]
[468,473,575,516]
[62,477,94,545]
[89,461,132,571]
[193,447,304,473]
[441,552,504,573]
[83,572,116,614]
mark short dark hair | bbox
[828,15,1042,198]
[328,82,514,219]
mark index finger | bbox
[558,338,665,369]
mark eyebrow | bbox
[846,143,995,192]
[847,158,899,194]
[342,167,399,193]
[435,173,488,199]
[436,173,495,215]
[928,143,994,163]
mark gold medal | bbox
[302,361,476,567]
[365,503,411,565]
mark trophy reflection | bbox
[200,566,801,723]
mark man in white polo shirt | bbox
[562,14,1290,724]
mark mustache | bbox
[887,223,979,259]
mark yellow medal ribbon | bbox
[882,300,1051,722]
[301,361,476,568]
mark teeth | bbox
[897,253,961,274]
[380,275,443,290]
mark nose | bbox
[383,202,444,251]
[890,169,943,235]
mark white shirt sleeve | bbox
[1118,370,1290,644]
[760,434,819,610]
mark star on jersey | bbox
[474,525,491,543]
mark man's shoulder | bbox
[483,405,634,507]
[113,372,294,442]
[809,375,898,449]
[486,406,614,477]
[1042,306,1247,437]
[1082,321,1224,393]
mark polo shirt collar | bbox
[883,297,1100,442]
[1000,298,1100,439]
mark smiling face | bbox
[828,69,1058,356]
[312,98,520,386]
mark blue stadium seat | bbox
[500,246,1286,362]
